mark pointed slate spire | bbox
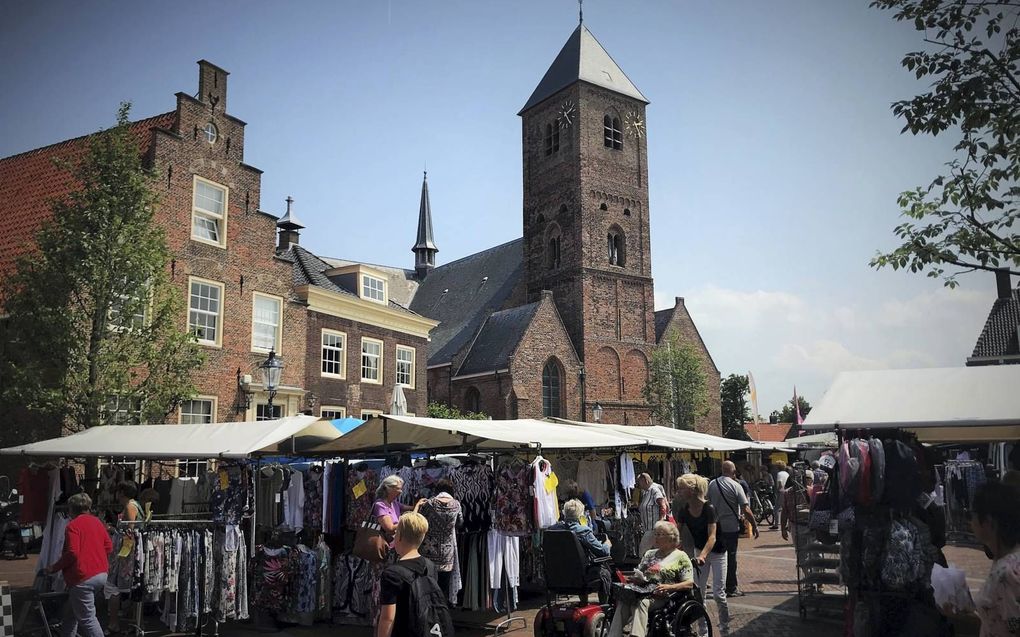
[519,24,649,115]
[412,171,438,279]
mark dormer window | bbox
[361,274,386,304]
[544,120,561,156]
[603,115,622,150]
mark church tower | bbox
[519,24,657,424]
[412,171,438,279]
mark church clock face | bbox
[558,100,575,128]
[625,111,645,139]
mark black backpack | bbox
[392,561,455,637]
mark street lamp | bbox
[593,402,603,423]
[259,350,284,416]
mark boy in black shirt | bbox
[376,511,434,637]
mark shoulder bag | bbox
[353,520,388,563]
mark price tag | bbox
[19,495,24,504]
[275,493,281,504]
[219,469,229,490]
[829,518,839,535]
[352,480,367,499]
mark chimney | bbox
[197,60,229,114]
[995,268,1013,300]
[277,196,304,252]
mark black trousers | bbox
[719,530,740,592]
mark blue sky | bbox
[0,1,998,418]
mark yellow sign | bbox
[218,468,229,490]
[118,535,135,558]
[352,480,367,499]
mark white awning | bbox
[309,415,648,454]
[802,367,1020,441]
[550,419,778,451]
[0,415,329,459]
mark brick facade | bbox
[658,298,723,434]
[304,311,429,419]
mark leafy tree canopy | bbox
[643,336,709,431]
[720,374,752,440]
[426,401,488,420]
[1,104,203,433]
[870,0,1020,287]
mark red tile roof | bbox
[744,422,793,442]
[0,112,177,277]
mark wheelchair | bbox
[534,529,713,637]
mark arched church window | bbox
[604,115,622,150]
[544,120,560,156]
[608,229,625,266]
[542,359,562,418]
[465,387,481,414]
[548,226,562,269]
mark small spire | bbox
[277,195,304,229]
[579,0,583,25]
[412,171,438,279]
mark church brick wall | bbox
[508,294,582,420]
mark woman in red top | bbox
[46,492,112,637]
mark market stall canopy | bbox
[782,431,838,448]
[802,367,1020,441]
[551,418,780,451]
[309,415,648,454]
[0,415,328,459]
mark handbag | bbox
[353,520,388,563]
[611,581,657,604]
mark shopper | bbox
[560,478,598,524]
[45,493,112,637]
[373,475,425,545]
[376,512,451,637]
[606,520,694,637]
[414,479,463,600]
[549,499,612,603]
[970,481,1020,637]
[106,481,141,633]
[708,461,759,597]
[674,474,730,636]
[771,461,789,530]
[637,473,668,554]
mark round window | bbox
[202,122,218,144]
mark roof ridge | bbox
[0,111,176,164]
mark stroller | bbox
[534,527,712,637]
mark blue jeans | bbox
[61,572,107,637]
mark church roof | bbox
[519,24,649,114]
[409,238,525,366]
[969,288,1020,363]
[457,302,541,376]
[654,307,674,343]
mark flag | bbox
[748,372,761,440]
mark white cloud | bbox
[679,283,992,413]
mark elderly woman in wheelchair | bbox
[606,520,700,637]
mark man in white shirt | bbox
[708,461,759,597]
[772,462,790,531]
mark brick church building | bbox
[361,25,722,433]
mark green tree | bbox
[426,402,488,420]
[777,395,813,438]
[869,0,1020,287]
[643,336,709,430]
[1,104,203,434]
[720,374,752,440]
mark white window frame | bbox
[109,281,149,333]
[361,409,383,420]
[321,329,347,379]
[251,292,283,354]
[256,403,285,421]
[191,175,229,248]
[188,277,224,347]
[395,345,416,389]
[361,337,383,384]
[320,406,347,420]
[105,395,143,426]
[360,274,387,304]
[178,396,217,424]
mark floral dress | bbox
[976,547,1020,636]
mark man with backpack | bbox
[377,511,455,637]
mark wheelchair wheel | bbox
[583,610,607,637]
[670,599,712,637]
